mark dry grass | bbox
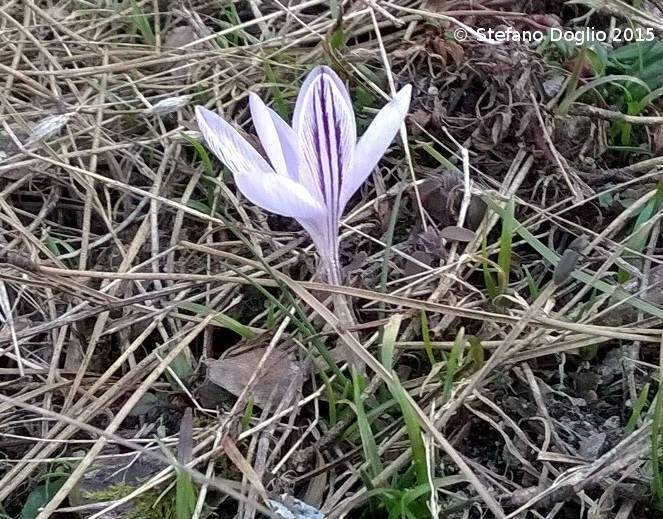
[1,1,662,518]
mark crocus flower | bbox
[195,66,411,284]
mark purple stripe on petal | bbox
[312,89,327,204]
[293,65,352,133]
[320,77,336,239]
[296,69,355,221]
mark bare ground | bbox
[1,1,662,518]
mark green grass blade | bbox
[468,335,484,370]
[624,382,649,436]
[624,180,663,266]
[497,198,514,294]
[181,132,215,176]
[558,74,650,114]
[481,234,498,301]
[263,62,288,120]
[400,477,465,509]
[652,388,663,508]
[442,328,464,403]
[130,1,155,46]
[175,470,196,519]
[308,352,338,426]
[483,195,663,319]
[380,315,428,488]
[379,184,405,319]
[420,310,435,366]
[415,141,461,173]
[637,86,663,112]
[524,265,539,300]
[177,302,262,339]
[341,398,399,441]
[352,370,382,477]
[390,381,428,489]
[241,395,254,432]
[380,314,401,370]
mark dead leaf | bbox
[206,347,303,409]
[440,226,475,242]
[404,250,435,278]
[416,228,442,256]
[419,176,459,226]
[343,250,368,276]
[431,37,464,67]
[466,196,487,231]
[164,25,206,50]
[409,109,431,134]
[445,40,464,66]
[372,166,389,231]
[303,451,327,508]
[643,265,663,306]
[128,393,162,417]
[0,317,31,339]
[221,436,268,503]
[516,110,534,137]
[653,125,663,156]
[530,14,562,28]
[178,408,193,465]
[565,55,596,78]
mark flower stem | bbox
[322,248,364,372]
[323,239,343,286]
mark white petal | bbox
[195,105,323,220]
[340,85,412,209]
[267,108,300,181]
[235,172,324,222]
[249,93,299,182]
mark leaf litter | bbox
[0,1,662,519]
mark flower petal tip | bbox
[194,104,207,118]
[194,105,216,130]
[395,85,413,111]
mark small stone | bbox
[579,432,606,460]
[603,416,621,429]
[69,448,166,518]
[542,75,564,98]
[583,390,598,403]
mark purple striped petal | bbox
[248,93,300,183]
[195,105,323,220]
[293,66,353,134]
[294,67,356,232]
[340,85,412,210]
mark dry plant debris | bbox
[0,1,662,519]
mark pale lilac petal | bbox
[248,93,299,182]
[340,85,412,209]
[235,172,324,222]
[293,66,352,134]
[267,109,300,180]
[295,67,356,231]
[195,105,323,220]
